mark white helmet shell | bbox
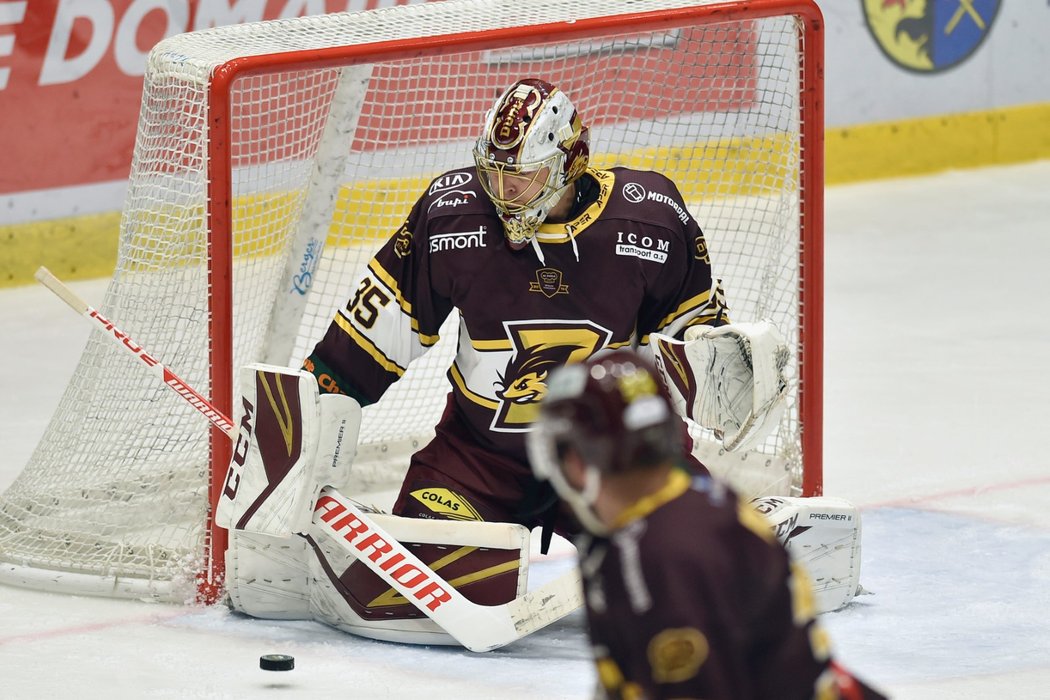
[473,79,589,248]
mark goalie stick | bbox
[34,266,237,440]
[36,266,583,652]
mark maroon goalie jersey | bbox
[579,470,887,700]
[306,166,728,463]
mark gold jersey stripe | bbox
[449,362,499,410]
[366,260,440,346]
[654,288,715,331]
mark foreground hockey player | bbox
[528,350,885,699]
[217,78,861,647]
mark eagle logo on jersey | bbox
[495,345,574,407]
[491,320,613,431]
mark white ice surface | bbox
[2,161,1049,698]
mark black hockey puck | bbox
[260,654,295,671]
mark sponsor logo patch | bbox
[621,182,646,203]
[409,487,483,521]
[646,190,691,224]
[428,171,473,194]
[615,231,669,263]
[428,189,476,212]
[429,226,487,253]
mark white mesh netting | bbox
[0,0,821,601]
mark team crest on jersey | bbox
[529,267,569,298]
[393,221,412,259]
[491,320,613,431]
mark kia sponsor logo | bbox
[428,172,474,195]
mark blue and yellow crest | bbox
[863,0,1000,73]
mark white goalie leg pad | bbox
[225,530,312,619]
[752,496,862,614]
[651,322,789,452]
[215,363,361,537]
[307,512,532,647]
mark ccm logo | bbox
[315,495,453,612]
[221,396,254,500]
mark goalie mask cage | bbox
[0,0,824,603]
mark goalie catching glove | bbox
[651,321,789,452]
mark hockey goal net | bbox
[0,0,824,602]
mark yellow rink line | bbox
[3,101,1048,289]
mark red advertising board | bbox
[0,1,395,195]
[1,1,757,196]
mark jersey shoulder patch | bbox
[606,167,693,230]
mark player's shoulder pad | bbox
[605,167,694,231]
[418,167,492,220]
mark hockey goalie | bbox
[215,78,863,651]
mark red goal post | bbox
[0,0,824,604]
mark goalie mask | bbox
[526,350,681,534]
[473,79,590,249]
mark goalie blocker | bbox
[216,364,578,650]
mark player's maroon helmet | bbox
[527,349,681,532]
[473,79,590,249]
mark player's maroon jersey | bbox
[579,470,886,700]
[306,166,728,463]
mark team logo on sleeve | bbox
[694,237,709,263]
[491,320,612,431]
[393,221,412,259]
